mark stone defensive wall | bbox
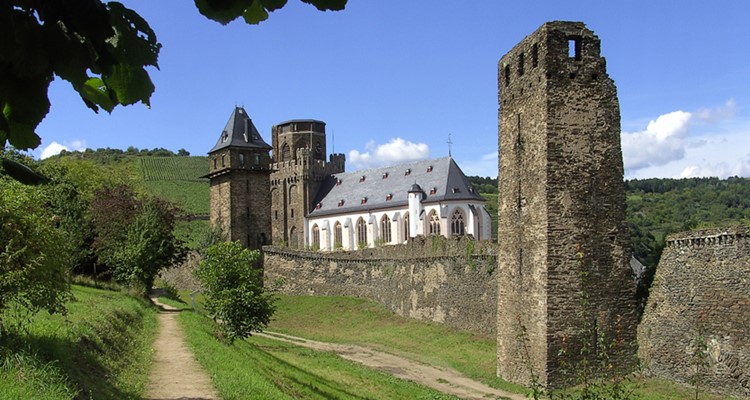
[638,226,750,398]
[263,236,498,336]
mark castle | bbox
[204,21,748,397]
[207,110,492,251]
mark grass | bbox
[163,291,732,399]
[165,296,463,400]
[143,181,210,215]
[0,285,158,400]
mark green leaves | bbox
[195,0,345,25]
[102,64,155,106]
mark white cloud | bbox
[621,110,692,171]
[348,138,429,169]
[39,140,87,159]
[695,98,737,122]
[680,154,750,179]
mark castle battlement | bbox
[665,226,749,248]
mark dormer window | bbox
[315,203,322,210]
[382,172,389,179]
[361,197,368,204]
[430,187,437,195]
[405,169,411,176]
[221,131,229,143]
[452,188,461,194]
[468,187,475,193]
[427,165,433,172]
[386,194,393,201]
[338,200,345,207]
[336,178,342,186]
[359,175,366,182]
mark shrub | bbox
[194,242,276,342]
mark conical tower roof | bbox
[209,107,272,153]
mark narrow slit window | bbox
[518,52,524,76]
[504,64,511,86]
[568,38,581,60]
[531,43,538,67]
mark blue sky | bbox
[34,1,750,179]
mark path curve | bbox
[255,331,527,400]
[145,294,219,400]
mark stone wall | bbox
[263,236,498,336]
[638,227,750,398]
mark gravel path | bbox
[255,331,527,400]
[145,295,219,400]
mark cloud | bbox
[680,154,750,179]
[39,140,87,159]
[695,98,737,122]
[621,110,692,172]
[348,138,429,169]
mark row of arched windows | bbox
[310,208,467,250]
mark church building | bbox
[208,107,492,251]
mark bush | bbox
[195,242,275,342]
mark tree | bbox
[195,241,275,342]
[89,184,186,292]
[1,0,347,150]
[0,179,70,332]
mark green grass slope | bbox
[0,285,158,400]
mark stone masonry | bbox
[263,236,498,335]
[638,227,750,398]
[497,21,639,387]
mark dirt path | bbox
[145,294,219,400]
[255,331,527,400]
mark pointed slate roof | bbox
[208,107,272,153]
[309,157,484,217]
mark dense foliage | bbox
[0,179,70,329]
[195,242,276,342]
[1,0,347,150]
[90,184,186,292]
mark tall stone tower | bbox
[497,21,638,387]
[270,120,345,248]
[208,107,272,250]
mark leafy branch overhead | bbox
[0,0,347,150]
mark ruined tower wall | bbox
[497,21,638,387]
[638,227,750,398]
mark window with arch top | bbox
[428,210,440,236]
[356,217,367,247]
[312,224,320,250]
[451,209,465,236]
[334,221,343,248]
[281,143,291,161]
[380,214,391,244]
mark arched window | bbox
[428,210,440,236]
[289,185,297,204]
[451,209,465,236]
[311,224,320,250]
[356,217,367,248]
[403,212,410,240]
[334,221,343,248]
[281,143,291,161]
[380,214,391,244]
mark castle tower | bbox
[270,120,345,248]
[497,22,638,387]
[208,107,272,250]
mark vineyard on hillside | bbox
[139,157,209,182]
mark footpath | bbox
[145,293,219,400]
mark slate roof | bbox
[208,107,272,153]
[309,157,484,217]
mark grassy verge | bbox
[0,285,158,400]
[169,297,462,400]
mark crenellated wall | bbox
[263,235,498,336]
[638,226,750,398]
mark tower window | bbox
[452,187,460,194]
[504,64,511,86]
[568,37,581,60]
[213,158,217,169]
[254,154,260,165]
[291,209,294,218]
[221,155,225,167]
[239,153,245,166]
[531,43,538,67]
[518,52,524,76]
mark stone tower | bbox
[208,107,272,250]
[270,120,345,248]
[497,21,638,387]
